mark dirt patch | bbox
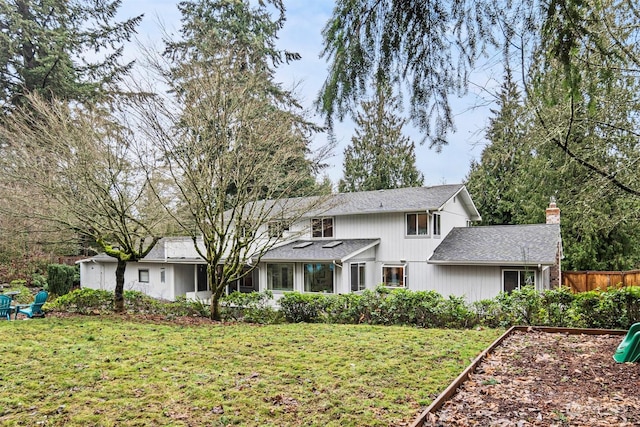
[424,330,640,426]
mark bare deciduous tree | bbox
[0,94,171,311]
[131,49,329,319]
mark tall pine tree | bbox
[339,83,423,192]
[0,0,141,112]
[466,66,534,225]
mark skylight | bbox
[293,241,313,249]
[322,241,343,248]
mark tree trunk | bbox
[114,259,126,313]
[210,283,227,321]
[208,263,226,321]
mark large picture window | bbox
[350,263,366,292]
[382,265,406,287]
[228,267,259,294]
[267,263,294,291]
[304,263,334,293]
[312,217,334,238]
[503,269,535,293]
[406,213,429,236]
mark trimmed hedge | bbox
[279,286,640,329]
[46,285,640,329]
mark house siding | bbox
[80,185,560,305]
[81,261,175,300]
[429,265,502,301]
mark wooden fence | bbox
[562,270,640,293]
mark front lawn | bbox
[0,317,501,426]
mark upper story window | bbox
[268,221,289,238]
[406,213,429,236]
[432,213,441,237]
[312,217,333,238]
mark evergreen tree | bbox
[320,0,640,199]
[339,84,423,192]
[141,0,329,320]
[466,66,531,225]
[0,0,142,112]
[164,0,322,199]
[468,58,640,270]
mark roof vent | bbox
[293,241,313,249]
[322,241,343,248]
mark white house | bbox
[78,184,562,303]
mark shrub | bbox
[472,298,508,328]
[47,264,77,296]
[278,292,326,323]
[31,273,48,290]
[353,288,387,324]
[49,288,113,314]
[539,287,576,326]
[439,295,475,328]
[322,293,363,324]
[221,291,281,324]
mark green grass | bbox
[0,317,502,426]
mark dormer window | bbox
[406,213,429,236]
[312,217,333,238]
[268,221,289,238]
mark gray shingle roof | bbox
[429,224,561,265]
[243,184,481,220]
[260,239,380,262]
[315,184,471,216]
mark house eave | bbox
[140,258,207,264]
[427,260,556,267]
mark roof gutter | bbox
[427,260,556,266]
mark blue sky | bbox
[119,0,498,188]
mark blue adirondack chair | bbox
[16,291,48,319]
[0,294,14,320]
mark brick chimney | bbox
[545,196,562,288]
[546,196,560,224]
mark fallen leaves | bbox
[425,331,640,426]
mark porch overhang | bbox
[259,239,380,263]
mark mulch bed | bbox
[423,329,640,426]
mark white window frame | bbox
[303,263,335,293]
[382,264,407,288]
[350,262,366,292]
[267,263,295,291]
[312,217,334,238]
[502,269,536,293]
[138,269,150,283]
[432,213,441,237]
[406,213,429,236]
[228,267,259,294]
